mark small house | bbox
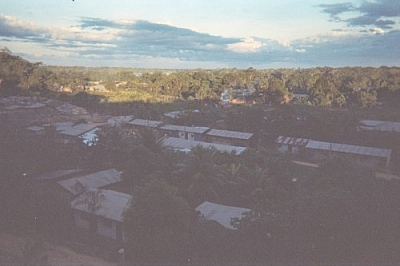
[159,124,210,141]
[275,135,309,154]
[58,168,122,196]
[162,137,248,155]
[196,201,251,230]
[71,189,132,242]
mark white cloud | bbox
[226,37,262,53]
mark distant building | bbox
[205,129,255,147]
[275,135,392,169]
[159,124,209,141]
[58,168,122,196]
[162,137,248,155]
[358,120,400,134]
[108,115,135,128]
[128,119,163,131]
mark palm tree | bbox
[172,146,225,206]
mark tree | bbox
[72,182,105,235]
[172,146,225,206]
[123,179,196,264]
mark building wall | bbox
[97,217,118,240]
[206,136,251,147]
[73,211,90,230]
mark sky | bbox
[1,0,400,69]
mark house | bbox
[58,168,122,195]
[108,115,135,128]
[162,137,248,155]
[275,135,309,154]
[159,124,209,141]
[70,189,132,242]
[205,129,254,147]
[357,120,400,134]
[304,140,392,169]
[128,119,163,131]
[276,136,392,169]
[51,122,104,146]
[196,201,251,230]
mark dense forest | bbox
[1,49,400,109]
[1,49,400,265]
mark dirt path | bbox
[0,232,116,265]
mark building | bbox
[162,137,248,155]
[58,168,122,195]
[305,140,392,169]
[159,124,209,141]
[275,135,309,154]
[205,129,254,147]
[128,119,163,131]
[107,115,135,128]
[70,189,131,242]
[358,120,400,134]
[275,135,392,169]
[196,201,251,230]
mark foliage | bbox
[123,179,195,264]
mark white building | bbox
[71,189,132,242]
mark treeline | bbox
[1,50,400,108]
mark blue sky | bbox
[1,0,400,69]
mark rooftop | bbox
[358,120,400,133]
[128,119,163,128]
[159,124,210,134]
[162,137,247,155]
[305,140,392,158]
[58,169,122,195]
[206,129,254,140]
[71,189,132,222]
[196,201,251,230]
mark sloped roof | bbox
[206,129,254,140]
[162,137,247,155]
[58,123,103,137]
[196,201,251,230]
[305,140,391,158]
[58,169,122,195]
[160,124,210,134]
[71,189,132,222]
[128,119,163,128]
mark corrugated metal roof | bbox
[196,201,251,230]
[206,129,254,140]
[71,189,132,222]
[305,140,391,158]
[128,119,163,128]
[58,123,103,137]
[275,135,309,146]
[160,124,210,134]
[162,137,247,155]
[359,120,400,133]
[58,169,122,195]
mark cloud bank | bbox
[0,13,399,68]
